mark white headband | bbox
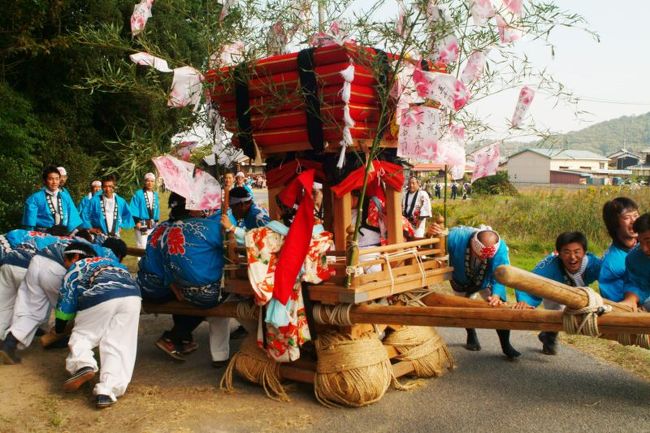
[91,180,101,187]
[235,171,245,178]
[230,196,252,205]
[144,172,156,181]
[313,182,323,190]
[64,249,88,256]
[57,167,67,176]
[470,230,501,260]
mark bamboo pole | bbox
[315,304,650,335]
[494,265,633,312]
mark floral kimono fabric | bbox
[245,226,333,362]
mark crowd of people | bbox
[0,166,648,410]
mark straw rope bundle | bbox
[383,326,455,378]
[219,336,289,402]
[314,331,408,408]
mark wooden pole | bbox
[317,304,650,335]
[494,265,632,312]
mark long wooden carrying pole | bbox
[494,265,632,312]
[324,304,650,335]
[141,300,650,335]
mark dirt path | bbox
[1,318,648,433]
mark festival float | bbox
[137,39,650,407]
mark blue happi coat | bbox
[77,191,101,222]
[599,242,631,302]
[137,222,169,299]
[22,188,82,233]
[161,215,224,287]
[55,257,140,321]
[229,204,271,245]
[516,252,602,308]
[448,226,510,301]
[129,189,160,223]
[624,246,650,305]
[37,237,118,268]
[83,193,134,235]
[0,231,63,268]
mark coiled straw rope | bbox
[616,333,650,350]
[219,336,289,402]
[314,331,409,408]
[383,326,455,378]
[562,287,612,337]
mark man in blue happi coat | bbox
[432,225,521,359]
[77,180,102,221]
[599,197,639,302]
[516,231,602,355]
[0,235,124,364]
[620,213,650,311]
[0,230,69,337]
[22,166,83,235]
[129,172,160,249]
[221,186,270,246]
[55,242,140,409]
[84,175,134,237]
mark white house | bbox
[507,148,609,184]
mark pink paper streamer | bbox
[496,14,522,43]
[471,143,501,182]
[436,125,466,178]
[130,0,154,36]
[413,68,471,111]
[461,51,486,84]
[187,168,222,211]
[511,86,535,127]
[210,41,245,68]
[502,0,523,18]
[470,0,495,26]
[435,35,460,66]
[397,106,442,161]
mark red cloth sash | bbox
[330,160,404,197]
[274,169,315,305]
[266,160,325,189]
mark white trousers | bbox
[8,255,66,347]
[0,265,27,337]
[208,317,240,362]
[134,228,153,250]
[413,219,427,238]
[66,296,141,402]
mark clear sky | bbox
[350,0,650,139]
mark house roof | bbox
[509,148,609,161]
[607,149,641,159]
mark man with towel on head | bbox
[430,223,520,360]
[129,173,160,249]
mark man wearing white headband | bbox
[214,186,270,367]
[402,176,432,238]
[0,236,123,365]
[77,180,102,221]
[235,171,254,197]
[438,224,521,360]
[129,173,160,249]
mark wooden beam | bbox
[384,187,403,245]
[332,191,352,251]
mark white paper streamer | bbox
[461,50,487,84]
[129,52,172,73]
[511,86,535,127]
[130,0,154,36]
[167,66,204,110]
[337,65,356,168]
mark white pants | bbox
[0,265,27,337]
[66,296,141,402]
[7,255,66,347]
[208,317,240,362]
[413,219,427,238]
[134,228,153,250]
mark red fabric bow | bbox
[330,160,404,198]
[274,169,315,305]
[266,159,325,189]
